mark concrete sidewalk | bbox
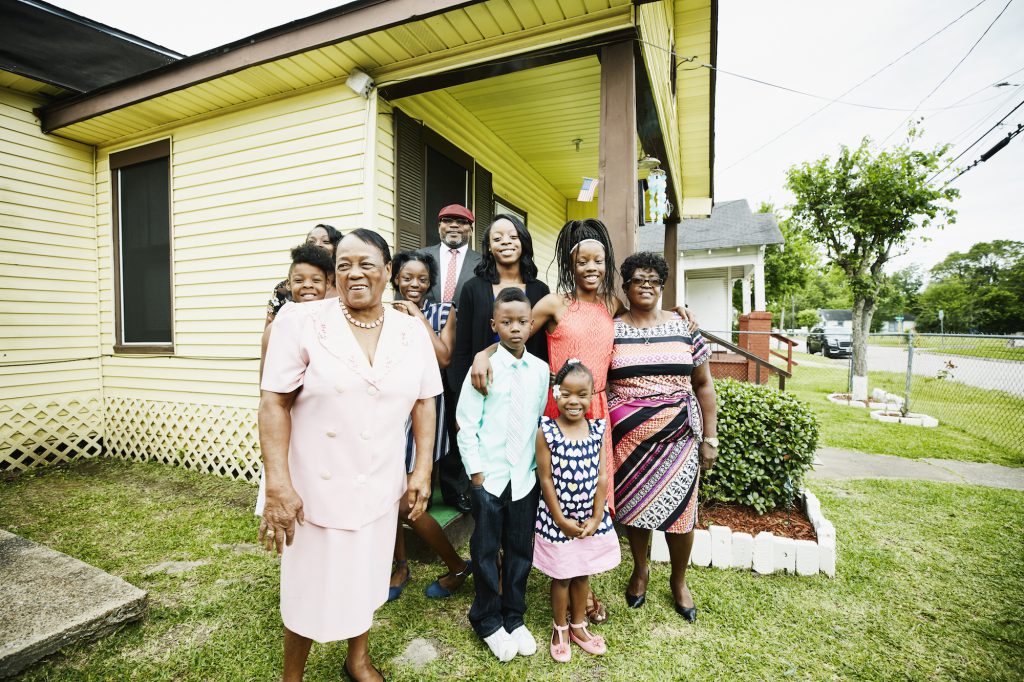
[808,447,1024,491]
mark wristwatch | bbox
[703,437,719,448]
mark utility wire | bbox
[928,97,1024,181]
[880,0,1015,145]
[947,81,1024,148]
[719,0,996,172]
[943,122,1024,185]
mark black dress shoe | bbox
[625,590,646,609]
[674,602,698,622]
[454,492,472,514]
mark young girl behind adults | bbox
[534,360,620,662]
[387,251,472,600]
[265,223,343,326]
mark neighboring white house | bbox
[639,199,784,333]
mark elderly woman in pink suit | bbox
[259,229,443,682]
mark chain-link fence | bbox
[756,329,1024,459]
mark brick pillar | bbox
[739,311,772,383]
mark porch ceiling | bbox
[443,56,600,199]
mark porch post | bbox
[598,41,637,263]
[755,245,767,310]
[663,217,679,307]
[741,275,752,315]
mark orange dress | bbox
[543,298,616,507]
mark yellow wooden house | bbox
[1,0,716,480]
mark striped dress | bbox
[608,313,709,533]
[404,300,454,472]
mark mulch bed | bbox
[697,502,817,541]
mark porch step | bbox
[400,491,474,563]
[0,529,147,678]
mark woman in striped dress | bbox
[608,252,718,622]
[389,252,472,600]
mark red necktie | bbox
[442,248,459,302]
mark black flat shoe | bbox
[344,659,386,682]
[625,590,646,609]
[674,602,698,622]
[453,493,472,514]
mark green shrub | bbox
[701,379,819,514]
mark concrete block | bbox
[816,519,836,542]
[731,532,753,569]
[709,525,731,567]
[752,532,774,574]
[651,530,670,562]
[871,388,887,401]
[795,540,819,576]
[818,535,836,577]
[773,536,797,574]
[0,530,147,678]
[690,529,711,567]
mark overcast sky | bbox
[58,0,1024,274]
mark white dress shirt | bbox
[439,243,469,283]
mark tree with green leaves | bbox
[786,131,957,399]
[872,265,923,332]
[756,202,820,325]
[917,240,1024,333]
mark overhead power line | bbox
[929,97,1024,182]
[881,0,1016,145]
[943,122,1023,185]
[718,0,995,171]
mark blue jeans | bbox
[468,481,539,638]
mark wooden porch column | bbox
[663,217,679,308]
[598,42,637,264]
[741,275,752,315]
[755,245,767,311]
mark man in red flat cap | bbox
[422,204,482,513]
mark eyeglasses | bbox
[629,276,664,288]
[440,217,472,227]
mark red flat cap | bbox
[438,204,475,222]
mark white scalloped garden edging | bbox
[827,389,904,410]
[869,410,938,427]
[650,490,835,577]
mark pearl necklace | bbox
[340,300,385,329]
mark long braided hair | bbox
[552,218,617,307]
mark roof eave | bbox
[39,0,485,134]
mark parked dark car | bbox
[807,325,853,358]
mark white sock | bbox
[483,628,517,662]
[508,624,537,656]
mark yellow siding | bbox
[96,85,371,409]
[396,90,568,286]
[675,0,713,201]
[0,87,100,399]
[0,86,101,471]
[637,0,683,208]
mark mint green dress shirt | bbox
[455,345,549,502]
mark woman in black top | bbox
[449,214,550,393]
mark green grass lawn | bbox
[778,352,1024,467]
[867,335,1024,362]
[2,459,1023,681]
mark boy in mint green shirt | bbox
[456,287,548,662]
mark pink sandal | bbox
[569,621,607,655]
[550,622,571,662]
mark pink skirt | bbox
[532,529,621,580]
[280,500,399,642]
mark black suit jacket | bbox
[448,276,551,396]
[420,244,482,306]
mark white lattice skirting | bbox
[0,396,104,471]
[104,397,260,482]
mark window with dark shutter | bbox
[394,109,426,252]
[473,164,493,247]
[110,139,173,354]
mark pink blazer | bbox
[261,300,442,530]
